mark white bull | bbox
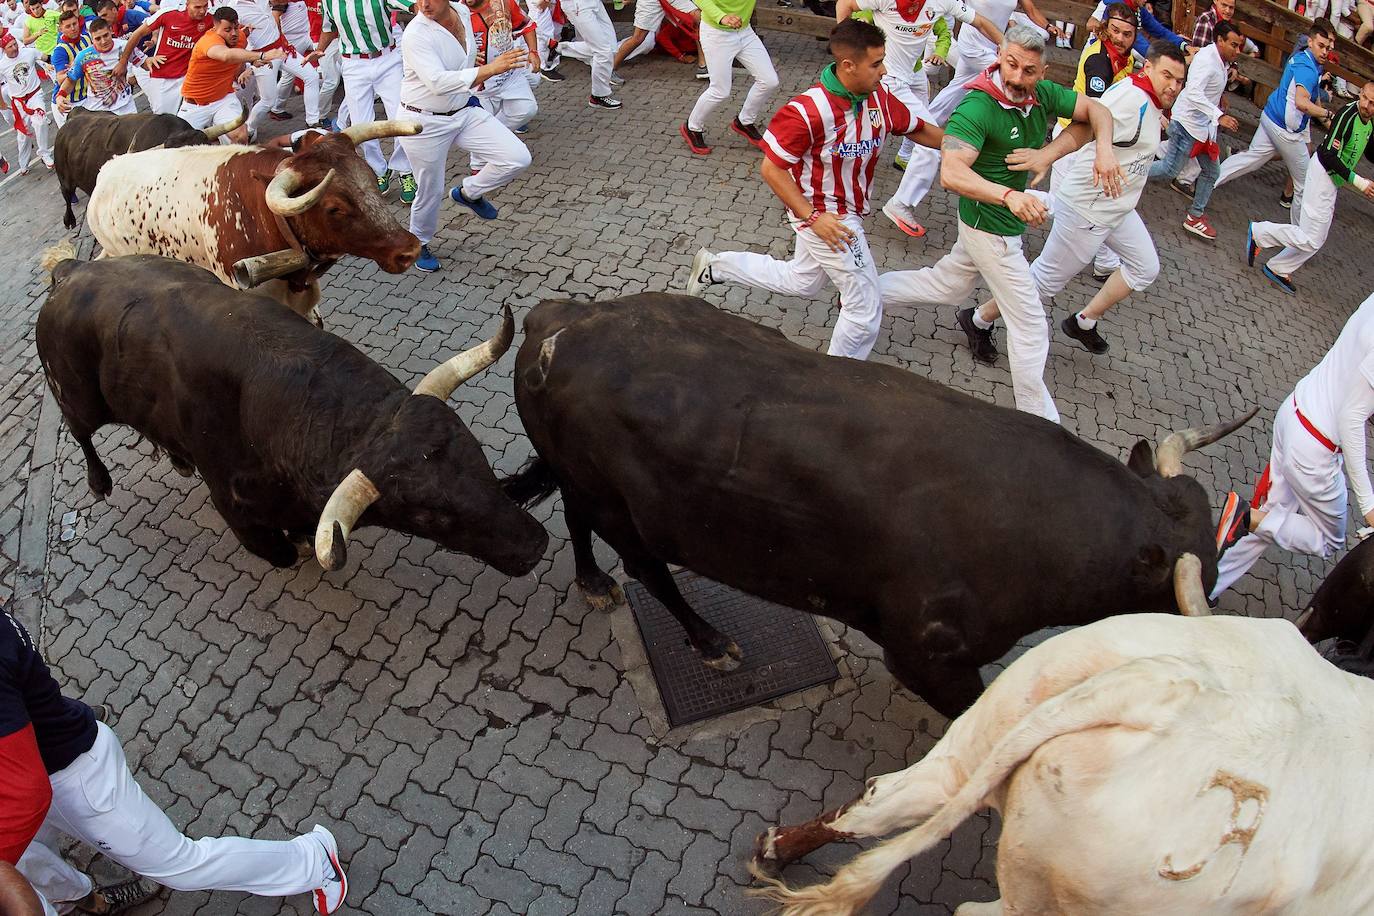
[751,613,1373,915]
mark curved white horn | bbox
[1155,408,1259,478]
[1173,553,1210,617]
[413,304,516,401]
[264,166,336,217]
[314,469,380,571]
[341,119,422,146]
[203,110,246,140]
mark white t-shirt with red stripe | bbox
[762,81,921,218]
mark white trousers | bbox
[316,41,341,117]
[687,21,778,130]
[20,724,325,900]
[1032,203,1159,296]
[926,43,995,124]
[140,74,184,115]
[177,93,243,138]
[560,0,617,97]
[398,104,531,244]
[1213,397,1347,597]
[711,214,883,359]
[340,47,410,175]
[893,68,930,159]
[1254,153,1336,277]
[8,94,52,167]
[530,1,558,68]
[881,221,1059,421]
[272,52,324,122]
[1214,113,1310,210]
[888,74,938,210]
[474,77,537,169]
[247,55,320,132]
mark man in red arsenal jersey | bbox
[686,17,942,360]
[112,0,210,113]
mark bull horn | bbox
[1173,553,1210,617]
[232,249,312,288]
[1294,606,1316,635]
[203,110,246,141]
[1155,407,1259,478]
[413,304,516,401]
[314,468,380,572]
[340,119,422,146]
[265,166,336,217]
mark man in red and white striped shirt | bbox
[686,17,942,359]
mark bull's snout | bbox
[381,235,422,274]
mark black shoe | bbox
[1091,267,1113,282]
[1169,178,1194,198]
[540,65,566,82]
[588,94,623,109]
[268,109,292,122]
[1215,491,1251,556]
[1280,191,1294,209]
[1060,315,1109,354]
[90,878,160,915]
[955,307,998,365]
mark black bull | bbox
[505,295,1253,718]
[36,253,547,577]
[54,109,238,230]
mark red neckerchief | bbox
[964,63,1037,112]
[1102,36,1130,76]
[1128,69,1165,111]
[895,0,927,22]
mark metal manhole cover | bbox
[625,571,839,728]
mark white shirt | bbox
[857,0,974,82]
[279,0,311,49]
[234,0,283,50]
[959,0,1015,58]
[399,10,480,111]
[0,45,43,98]
[1055,78,1161,225]
[1294,294,1374,517]
[1171,41,1226,142]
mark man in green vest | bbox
[878,23,1120,423]
[1246,80,1374,294]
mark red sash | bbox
[9,87,42,136]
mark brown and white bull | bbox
[751,613,1374,915]
[84,122,421,320]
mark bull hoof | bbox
[577,573,626,611]
[168,455,195,477]
[701,639,743,672]
[87,467,113,500]
[750,828,784,879]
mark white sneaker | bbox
[686,248,715,297]
[310,825,347,915]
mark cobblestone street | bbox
[4,27,1374,915]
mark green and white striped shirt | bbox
[321,0,414,55]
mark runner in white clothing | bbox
[834,0,1003,237]
[979,40,1185,355]
[270,0,325,122]
[397,0,531,272]
[0,32,52,171]
[1213,292,1374,599]
[235,0,324,135]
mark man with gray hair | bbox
[879,24,1121,422]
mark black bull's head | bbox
[313,305,548,577]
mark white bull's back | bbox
[86,145,256,287]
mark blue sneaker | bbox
[320,116,337,132]
[414,245,440,272]
[450,186,498,219]
[1262,264,1295,294]
[1245,222,1258,267]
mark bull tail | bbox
[40,241,79,284]
[501,456,560,509]
[749,656,1205,916]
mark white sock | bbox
[971,309,994,330]
[1076,312,1097,330]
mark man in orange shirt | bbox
[179,6,283,142]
